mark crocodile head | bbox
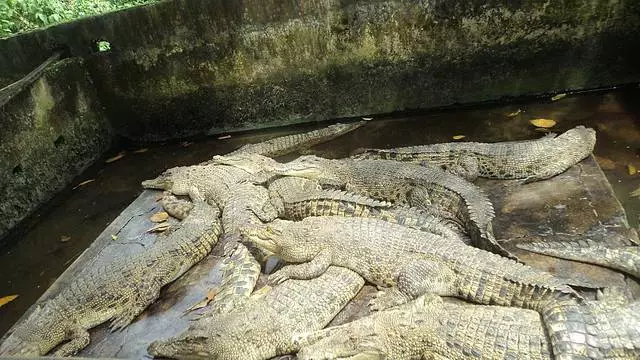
[210,153,278,174]
[240,223,285,254]
[141,171,174,190]
[271,155,325,178]
[240,220,322,262]
[0,304,69,356]
[141,166,198,196]
[148,335,212,359]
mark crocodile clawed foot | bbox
[268,270,290,285]
[368,289,407,312]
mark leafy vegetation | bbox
[0,0,158,38]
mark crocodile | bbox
[267,176,467,242]
[352,125,596,183]
[295,295,640,360]
[0,192,222,356]
[219,121,365,159]
[147,266,364,360]
[241,216,610,359]
[142,120,365,207]
[517,239,640,279]
[205,242,261,315]
[295,295,551,360]
[238,154,508,258]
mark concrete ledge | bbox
[0,58,113,242]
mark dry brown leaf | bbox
[628,164,637,176]
[111,234,118,241]
[206,289,218,300]
[72,179,95,189]
[133,148,149,154]
[60,235,71,243]
[595,156,617,170]
[147,223,170,233]
[105,152,126,163]
[631,186,640,198]
[150,211,169,223]
[506,109,522,117]
[155,194,165,202]
[551,93,567,101]
[185,289,219,313]
[0,295,18,308]
[452,135,465,140]
[217,135,232,140]
[529,119,556,128]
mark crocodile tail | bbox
[541,298,605,360]
[517,240,640,279]
[541,298,640,360]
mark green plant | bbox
[0,0,160,38]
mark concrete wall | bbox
[0,58,113,241]
[1,0,640,141]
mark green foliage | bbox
[0,0,158,38]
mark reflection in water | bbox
[0,88,638,335]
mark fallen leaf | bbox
[105,152,126,163]
[631,186,640,198]
[551,93,567,101]
[217,135,232,140]
[506,109,522,117]
[181,141,193,147]
[133,148,149,154]
[185,288,219,312]
[150,211,169,223]
[595,156,617,170]
[147,223,170,233]
[362,117,373,121]
[60,235,71,243]
[452,135,465,140]
[72,179,95,189]
[529,119,556,128]
[111,234,118,241]
[628,164,637,176]
[0,295,18,308]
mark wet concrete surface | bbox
[0,88,639,343]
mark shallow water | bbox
[0,88,638,335]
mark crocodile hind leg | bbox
[51,326,90,356]
[445,154,480,182]
[268,250,332,285]
[369,259,456,311]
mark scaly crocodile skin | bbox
[147,266,364,360]
[518,239,640,279]
[0,197,221,356]
[352,126,596,183]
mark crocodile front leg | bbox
[370,259,456,311]
[50,326,90,357]
[269,250,332,285]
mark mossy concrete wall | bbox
[1,0,640,141]
[0,58,113,242]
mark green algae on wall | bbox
[0,58,113,242]
[1,0,640,142]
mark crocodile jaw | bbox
[148,337,210,359]
[141,174,173,190]
[240,227,282,254]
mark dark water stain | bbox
[0,88,639,335]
